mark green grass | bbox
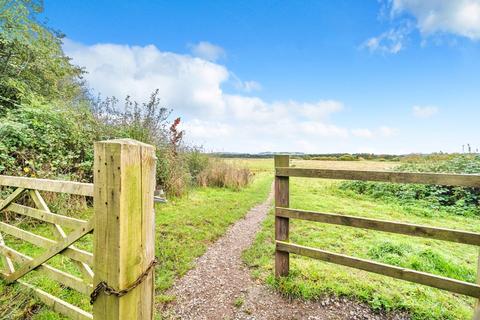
[0,171,272,319]
[243,177,479,320]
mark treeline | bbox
[0,1,250,196]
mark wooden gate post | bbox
[274,155,290,277]
[93,139,156,319]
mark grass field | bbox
[242,159,479,320]
[0,170,273,319]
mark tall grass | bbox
[197,159,252,190]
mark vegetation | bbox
[339,155,480,216]
[197,159,252,190]
[0,1,220,197]
[0,170,272,319]
[243,159,479,320]
[0,1,259,318]
[155,171,272,304]
[0,0,84,110]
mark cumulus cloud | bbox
[64,40,393,153]
[189,41,226,61]
[412,105,439,118]
[365,0,480,54]
[392,0,480,40]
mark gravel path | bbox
[161,186,409,320]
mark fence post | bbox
[274,155,290,277]
[93,139,156,319]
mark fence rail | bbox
[0,175,94,196]
[275,167,480,187]
[274,155,480,318]
[276,207,480,245]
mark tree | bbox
[0,0,84,110]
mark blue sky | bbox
[44,1,480,154]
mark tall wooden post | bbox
[475,251,480,320]
[275,155,290,277]
[93,139,156,320]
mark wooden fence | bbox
[274,155,480,316]
[0,139,156,320]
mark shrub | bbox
[338,154,358,161]
[0,100,95,181]
[197,159,252,190]
[339,155,480,216]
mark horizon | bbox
[44,1,480,154]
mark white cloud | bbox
[412,105,439,118]
[230,72,262,92]
[392,0,480,40]
[189,41,226,61]
[365,0,480,54]
[363,26,411,54]
[352,128,374,138]
[64,39,228,116]
[237,80,262,92]
[379,126,399,137]
[299,100,344,120]
[65,40,394,153]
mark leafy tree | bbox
[0,0,84,109]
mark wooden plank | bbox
[93,139,156,320]
[475,249,480,319]
[0,245,92,294]
[276,207,480,246]
[0,175,93,196]
[0,222,93,265]
[18,280,93,320]
[6,203,88,229]
[29,190,94,282]
[139,139,157,319]
[274,155,290,277]
[276,241,480,298]
[0,233,14,274]
[275,168,480,187]
[0,185,20,275]
[0,187,25,211]
[5,218,94,283]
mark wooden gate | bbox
[0,139,156,320]
[274,155,480,318]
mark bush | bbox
[197,159,252,190]
[0,101,95,181]
[338,154,358,161]
[339,155,480,216]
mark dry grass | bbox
[197,159,252,190]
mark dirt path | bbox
[161,186,409,320]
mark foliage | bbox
[0,0,84,109]
[197,159,252,190]
[0,100,96,180]
[91,90,200,196]
[339,155,480,216]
